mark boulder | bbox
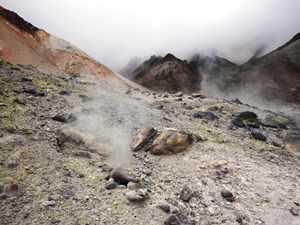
[132,127,157,152]
[193,111,219,121]
[261,116,287,129]
[150,128,192,155]
[238,111,258,120]
[111,169,137,186]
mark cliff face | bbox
[0,6,114,79]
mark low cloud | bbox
[1,0,300,70]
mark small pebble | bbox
[290,207,299,216]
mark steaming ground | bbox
[72,84,162,168]
[0,62,300,224]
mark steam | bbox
[71,80,156,168]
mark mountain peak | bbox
[161,53,180,63]
[0,6,39,36]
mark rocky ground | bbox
[0,61,300,225]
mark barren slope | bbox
[0,61,299,225]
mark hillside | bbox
[0,60,299,224]
[203,33,300,104]
[0,6,126,84]
[126,54,201,93]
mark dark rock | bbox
[21,77,32,82]
[221,189,235,202]
[73,151,91,159]
[192,93,205,98]
[290,207,299,216]
[193,111,218,121]
[7,161,18,169]
[231,117,246,128]
[232,98,243,104]
[125,90,131,95]
[236,214,247,223]
[101,165,113,172]
[284,133,300,153]
[36,92,46,97]
[78,94,93,102]
[157,204,171,213]
[164,213,193,225]
[261,116,287,129]
[56,127,85,149]
[23,88,38,95]
[246,122,260,129]
[67,113,77,123]
[132,127,157,152]
[58,90,72,95]
[174,97,183,101]
[52,113,77,123]
[180,185,193,202]
[111,169,136,186]
[251,131,267,141]
[13,98,25,105]
[238,111,258,120]
[105,181,118,190]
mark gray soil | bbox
[0,62,299,225]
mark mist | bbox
[1,0,300,71]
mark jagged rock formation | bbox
[126,54,201,93]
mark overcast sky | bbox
[1,0,300,70]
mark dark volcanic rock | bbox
[193,111,219,121]
[132,127,157,152]
[105,181,118,190]
[232,98,243,104]
[56,128,84,149]
[52,113,77,123]
[164,213,193,225]
[111,169,136,186]
[238,111,258,120]
[72,151,91,159]
[13,98,25,105]
[157,204,171,213]
[221,189,235,202]
[251,131,267,141]
[284,132,300,153]
[290,207,299,216]
[231,117,246,128]
[261,116,287,129]
[180,185,193,202]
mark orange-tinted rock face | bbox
[0,6,116,79]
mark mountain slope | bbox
[126,53,201,93]
[220,32,300,103]
[0,6,119,80]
